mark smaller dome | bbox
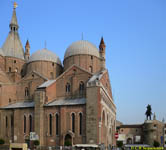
[29,49,61,65]
[64,40,100,59]
[0,48,4,56]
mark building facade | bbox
[0,5,116,149]
[117,117,166,146]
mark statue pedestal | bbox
[144,120,153,123]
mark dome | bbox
[64,40,100,59]
[29,49,61,65]
[0,48,4,56]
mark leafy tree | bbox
[153,140,160,147]
[117,141,123,148]
[33,140,40,146]
[0,139,5,145]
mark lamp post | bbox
[162,118,165,148]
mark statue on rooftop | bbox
[145,104,152,120]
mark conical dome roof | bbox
[0,48,4,56]
[29,49,61,65]
[64,40,100,59]
[10,7,18,27]
[2,7,24,60]
[2,32,25,59]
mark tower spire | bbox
[153,112,156,120]
[13,2,18,9]
[99,36,106,49]
[81,32,84,40]
[25,40,30,61]
[99,36,106,70]
[10,2,19,32]
[45,41,47,49]
[2,2,25,60]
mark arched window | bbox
[66,83,70,93]
[11,115,14,128]
[25,87,29,97]
[29,115,32,132]
[9,67,11,72]
[24,115,26,134]
[89,66,93,73]
[49,114,52,135]
[79,81,84,94]
[56,114,59,135]
[71,113,75,133]
[11,115,14,137]
[79,113,83,135]
[6,116,8,128]
[21,69,24,78]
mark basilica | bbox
[0,4,116,149]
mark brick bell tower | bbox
[99,37,106,70]
[25,40,30,61]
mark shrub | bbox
[0,139,5,145]
[117,141,123,148]
[33,140,40,146]
[153,140,160,147]
[64,141,72,146]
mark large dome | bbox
[29,49,61,65]
[64,40,100,59]
[0,48,4,56]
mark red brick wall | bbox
[16,75,45,101]
[0,109,34,144]
[5,57,25,74]
[0,56,5,71]
[46,66,92,101]
[64,55,101,73]
[44,105,86,146]
[27,61,62,80]
[100,71,113,99]
[0,84,17,106]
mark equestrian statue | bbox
[145,104,152,120]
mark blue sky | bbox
[0,0,166,124]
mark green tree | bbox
[33,140,40,146]
[153,140,160,147]
[117,141,123,148]
[0,139,5,145]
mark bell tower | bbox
[25,40,30,61]
[99,37,106,70]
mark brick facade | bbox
[0,5,116,149]
[117,120,165,146]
